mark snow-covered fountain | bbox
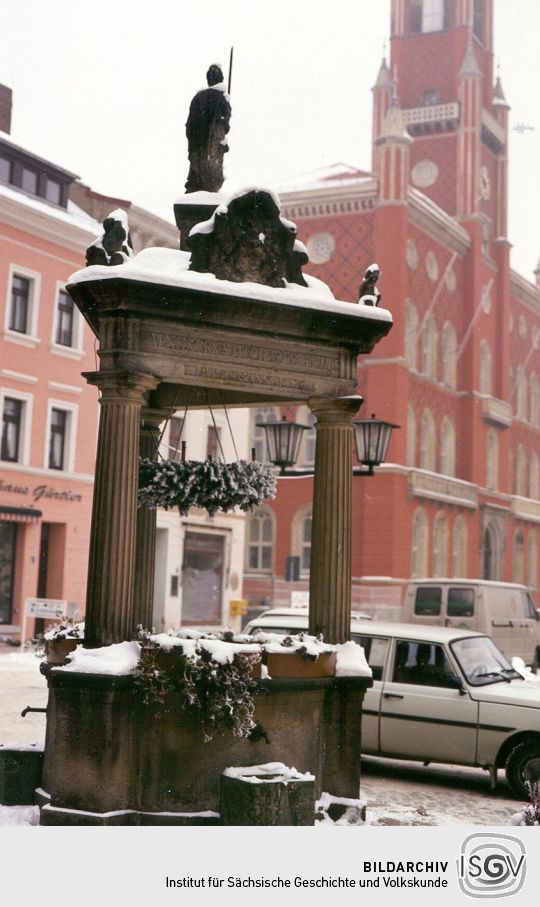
[38,66,392,825]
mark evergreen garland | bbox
[139,457,276,517]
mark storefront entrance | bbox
[0,521,16,624]
[181,531,225,624]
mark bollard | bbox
[220,762,315,826]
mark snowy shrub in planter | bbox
[510,781,540,826]
[138,457,276,517]
[134,628,262,742]
[32,614,84,664]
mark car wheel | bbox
[505,741,540,799]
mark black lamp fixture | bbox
[257,413,398,476]
[352,414,399,476]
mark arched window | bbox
[246,509,274,572]
[296,406,316,467]
[516,445,527,497]
[433,512,449,576]
[479,340,492,396]
[452,516,468,578]
[291,505,313,576]
[407,404,417,467]
[528,533,538,589]
[420,408,436,472]
[421,315,438,380]
[486,429,499,491]
[482,524,498,580]
[440,416,456,476]
[442,322,457,389]
[250,407,280,462]
[405,299,419,370]
[411,0,446,33]
[411,507,429,577]
[530,451,540,501]
[530,373,540,427]
[516,367,528,421]
[513,530,525,584]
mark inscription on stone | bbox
[139,329,340,377]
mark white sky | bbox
[1,0,539,280]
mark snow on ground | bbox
[0,805,39,826]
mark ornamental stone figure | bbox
[185,64,231,193]
[358,263,381,307]
[85,209,133,267]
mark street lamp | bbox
[352,414,399,476]
[257,413,398,476]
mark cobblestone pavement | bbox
[0,647,529,825]
[361,756,523,825]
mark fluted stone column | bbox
[83,371,158,647]
[307,396,362,644]
[134,407,171,631]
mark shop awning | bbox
[0,506,42,523]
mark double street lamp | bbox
[256,413,398,476]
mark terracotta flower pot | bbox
[264,651,336,678]
[46,638,80,665]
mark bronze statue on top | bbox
[185,64,231,193]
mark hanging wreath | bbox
[139,457,276,517]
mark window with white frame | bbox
[421,315,438,380]
[0,390,32,465]
[442,322,457,389]
[479,340,492,396]
[45,402,77,473]
[486,429,499,491]
[405,299,419,370]
[51,284,83,354]
[452,516,468,578]
[411,507,429,577]
[291,505,312,575]
[5,266,40,344]
[407,404,416,467]
[246,508,274,572]
[433,512,448,576]
[420,408,436,471]
[440,416,456,477]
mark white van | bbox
[404,579,540,667]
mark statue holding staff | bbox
[185,63,232,193]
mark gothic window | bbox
[440,417,456,476]
[442,322,457,389]
[513,530,525,585]
[407,404,417,467]
[530,373,540,427]
[479,340,492,396]
[473,0,486,43]
[486,429,498,491]
[246,509,274,572]
[516,367,527,421]
[411,507,429,577]
[421,315,438,380]
[482,523,499,580]
[452,516,468,578]
[433,512,449,576]
[528,533,538,589]
[411,0,448,33]
[250,407,280,462]
[291,506,313,575]
[420,408,436,472]
[296,406,316,467]
[405,299,419,370]
[516,445,527,497]
[530,452,540,501]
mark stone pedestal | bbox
[308,396,362,644]
[82,371,157,647]
[220,767,315,826]
[173,199,220,251]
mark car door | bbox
[378,638,479,765]
[353,634,389,754]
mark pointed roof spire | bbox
[493,74,510,108]
[373,55,392,90]
[378,89,412,144]
[459,32,482,78]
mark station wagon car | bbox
[245,611,540,799]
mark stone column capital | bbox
[308,394,364,424]
[141,406,174,430]
[82,370,159,404]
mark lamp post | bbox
[255,417,313,475]
[352,414,399,476]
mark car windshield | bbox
[451,636,522,685]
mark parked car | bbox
[243,607,372,636]
[403,579,540,668]
[245,612,540,799]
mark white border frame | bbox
[0,386,34,466]
[3,263,41,347]
[50,280,84,359]
[43,398,79,474]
